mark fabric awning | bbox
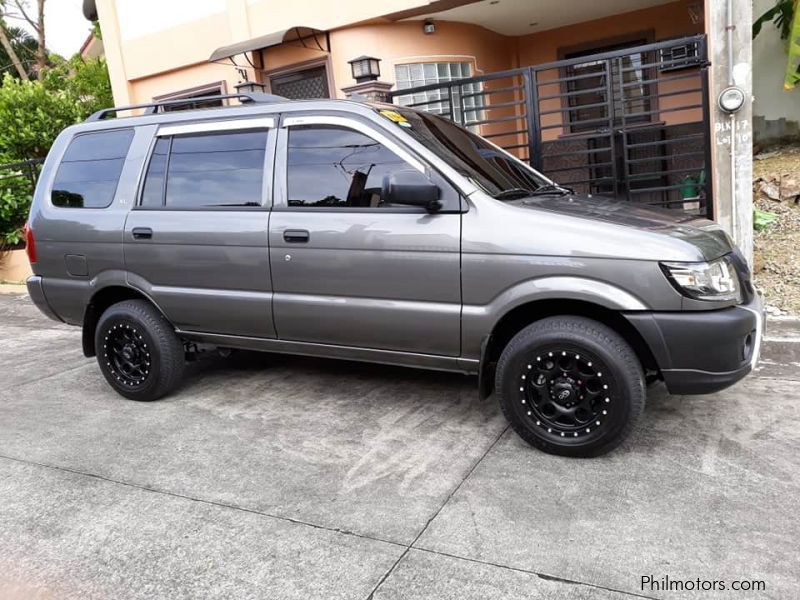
[209,27,325,62]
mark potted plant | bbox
[0,158,35,283]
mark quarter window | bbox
[286,125,420,209]
[140,130,268,208]
[51,129,133,208]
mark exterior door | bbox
[124,118,277,338]
[269,115,462,356]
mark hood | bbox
[513,194,733,261]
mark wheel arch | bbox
[82,285,167,357]
[479,298,659,399]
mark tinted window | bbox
[287,125,417,208]
[163,130,266,208]
[140,137,169,207]
[387,109,547,197]
[51,129,133,208]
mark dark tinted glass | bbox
[287,126,413,208]
[140,137,169,207]
[387,109,547,197]
[51,129,133,208]
[164,130,266,208]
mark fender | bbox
[81,271,171,357]
[462,276,648,361]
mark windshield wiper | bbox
[528,183,574,196]
[492,188,534,200]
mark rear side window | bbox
[51,129,134,208]
[140,130,267,209]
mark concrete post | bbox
[706,0,754,264]
[341,81,394,102]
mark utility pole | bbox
[706,0,754,264]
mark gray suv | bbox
[25,93,762,457]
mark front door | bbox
[269,115,462,356]
[124,118,277,338]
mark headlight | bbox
[660,256,741,302]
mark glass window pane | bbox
[409,63,423,80]
[423,63,437,79]
[394,64,409,82]
[62,130,134,162]
[437,63,448,78]
[165,130,266,208]
[140,137,169,207]
[51,130,133,208]
[287,125,420,209]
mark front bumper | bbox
[625,294,763,395]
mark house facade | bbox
[88,0,754,260]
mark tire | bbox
[495,316,645,457]
[95,299,185,401]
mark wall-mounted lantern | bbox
[348,56,381,83]
[234,81,267,94]
[423,20,436,34]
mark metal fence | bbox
[389,35,712,218]
[0,158,45,192]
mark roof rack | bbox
[85,92,288,122]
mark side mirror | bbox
[382,170,442,212]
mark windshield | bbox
[379,107,551,197]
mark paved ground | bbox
[1,289,798,600]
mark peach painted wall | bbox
[516,0,704,140]
[105,0,703,139]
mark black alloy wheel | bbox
[496,316,645,457]
[95,299,185,401]
[103,322,152,388]
[518,347,613,439]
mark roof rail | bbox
[85,92,288,122]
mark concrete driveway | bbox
[1,289,798,599]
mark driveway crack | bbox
[0,452,406,550]
[364,423,510,599]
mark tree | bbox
[0,23,36,80]
[0,13,29,79]
[0,56,113,245]
[43,55,113,116]
[753,0,796,39]
[753,0,800,90]
[0,0,45,78]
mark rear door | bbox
[124,117,277,338]
[269,114,462,356]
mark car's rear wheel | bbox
[95,299,185,401]
[495,316,645,457]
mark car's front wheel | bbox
[495,316,645,457]
[95,299,185,401]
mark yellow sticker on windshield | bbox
[379,109,411,127]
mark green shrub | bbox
[0,73,81,159]
[0,57,114,245]
[0,158,35,247]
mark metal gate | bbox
[388,35,712,217]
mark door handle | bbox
[283,229,309,243]
[132,227,153,240]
